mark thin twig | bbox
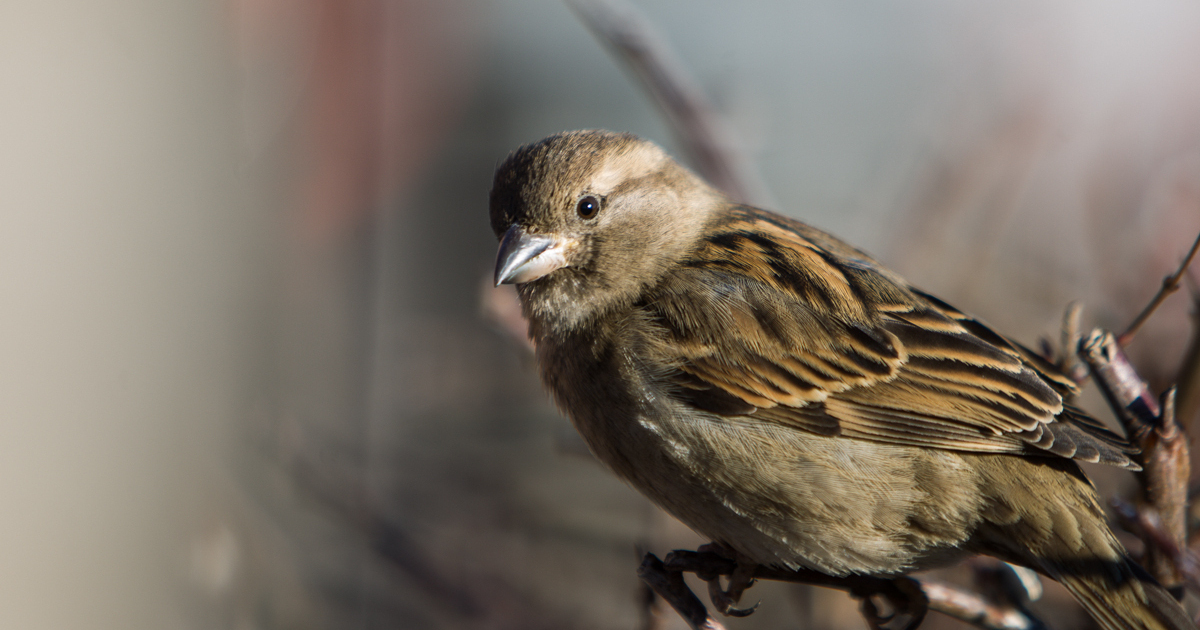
[1079,329,1160,433]
[284,443,482,617]
[1138,388,1190,591]
[567,0,773,207]
[1174,284,1200,434]
[1112,498,1200,595]
[921,580,1042,630]
[1118,229,1200,346]
[484,0,774,347]
[1080,330,1190,592]
[657,549,1051,630]
[1057,302,1088,386]
[481,281,534,353]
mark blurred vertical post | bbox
[0,2,259,629]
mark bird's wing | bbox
[648,207,1137,469]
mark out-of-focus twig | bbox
[485,0,774,345]
[567,0,772,207]
[283,438,482,617]
[637,579,669,630]
[1058,302,1088,386]
[951,559,1046,630]
[1139,387,1191,591]
[920,580,1042,630]
[1175,285,1200,435]
[1118,228,1200,346]
[481,280,534,352]
[1112,498,1200,595]
[1080,330,1190,592]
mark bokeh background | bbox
[3,1,1200,628]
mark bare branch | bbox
[665,549,926,630]
[1112,498,1200,596]
[1058,302,1088,386]
[283,442,482,617]
[1175,287,1200,433]
[1138,388,1190,590]
[1080,331,1190,592]
[637,554,728,630]
[921,580,1043,630]
[1118,228,1200,346]
[1079,329,1160,435]
[481,281,534,353]
[567,0,772,207]
[657,549,1052,630]
[485,0,778,351]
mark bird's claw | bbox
[705,576,759,617]
[696,543,760,617]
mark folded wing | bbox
[648,208,1137,469]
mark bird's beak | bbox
[494,225,570,286]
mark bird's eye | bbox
[575,194,601,220]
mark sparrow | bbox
[489,130,1194,630]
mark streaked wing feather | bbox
[910,288,1081,397]
[655,206,1138,469]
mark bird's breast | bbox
[535,331,983,575]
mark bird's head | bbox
[489,130,723,333]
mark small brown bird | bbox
[489,130,1193,630]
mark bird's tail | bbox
[973,456,1195,630]
[1046,558,1193,630]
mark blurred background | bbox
[2,1,1200,628]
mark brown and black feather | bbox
[651,206,1138,469]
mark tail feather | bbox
[972,456,1195,630]
[1051,560,1193,630]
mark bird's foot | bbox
[696,543,760,617]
